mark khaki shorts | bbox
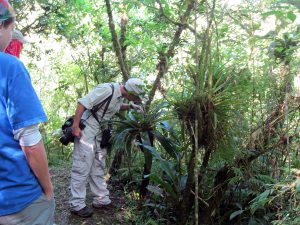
[0,194,55,225]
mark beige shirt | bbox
[78,83,123,141]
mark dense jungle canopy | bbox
[10,0,300,224]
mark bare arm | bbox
[72,102,86,137]
[21,141,53,200]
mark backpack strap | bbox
[91,84,114,124]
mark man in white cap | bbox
[124,77,148,102]
[69,78,146,217]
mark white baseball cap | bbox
[12,29,28,44]
[125,78,148,102]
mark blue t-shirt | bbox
[0,53,48,216]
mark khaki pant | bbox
[69,126,111,211]
[0,194,55,225]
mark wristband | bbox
[130,103,134,109]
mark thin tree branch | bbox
[119,12,129,73]
[105,0,129,81]
[146,0,199,110]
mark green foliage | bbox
[230,209,244,221]
[143,145,183,200]
[268,32,299,63]
[250,189,274,214]
[9,0,300,224]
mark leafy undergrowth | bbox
[50,166,139,225]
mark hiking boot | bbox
[71,206,93,217]
[92,202,114,210]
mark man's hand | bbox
[72,125,82,137]
[130,103,144,113]
[44,183,54,200]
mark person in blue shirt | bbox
[0,1,55,224]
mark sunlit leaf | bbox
[229,209,244,221]
[287,11,297,22]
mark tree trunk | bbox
[139,132,154,197]
[109,150,123,177]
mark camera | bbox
[59,117,85,146]
[59,127,74,146]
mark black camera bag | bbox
[100,128,112,148]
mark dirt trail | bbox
[51,167,128,225]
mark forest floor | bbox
[50,166,132,225]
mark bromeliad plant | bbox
[110,102,190,223]
[165,61,253,224]
[109,102,179,197]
